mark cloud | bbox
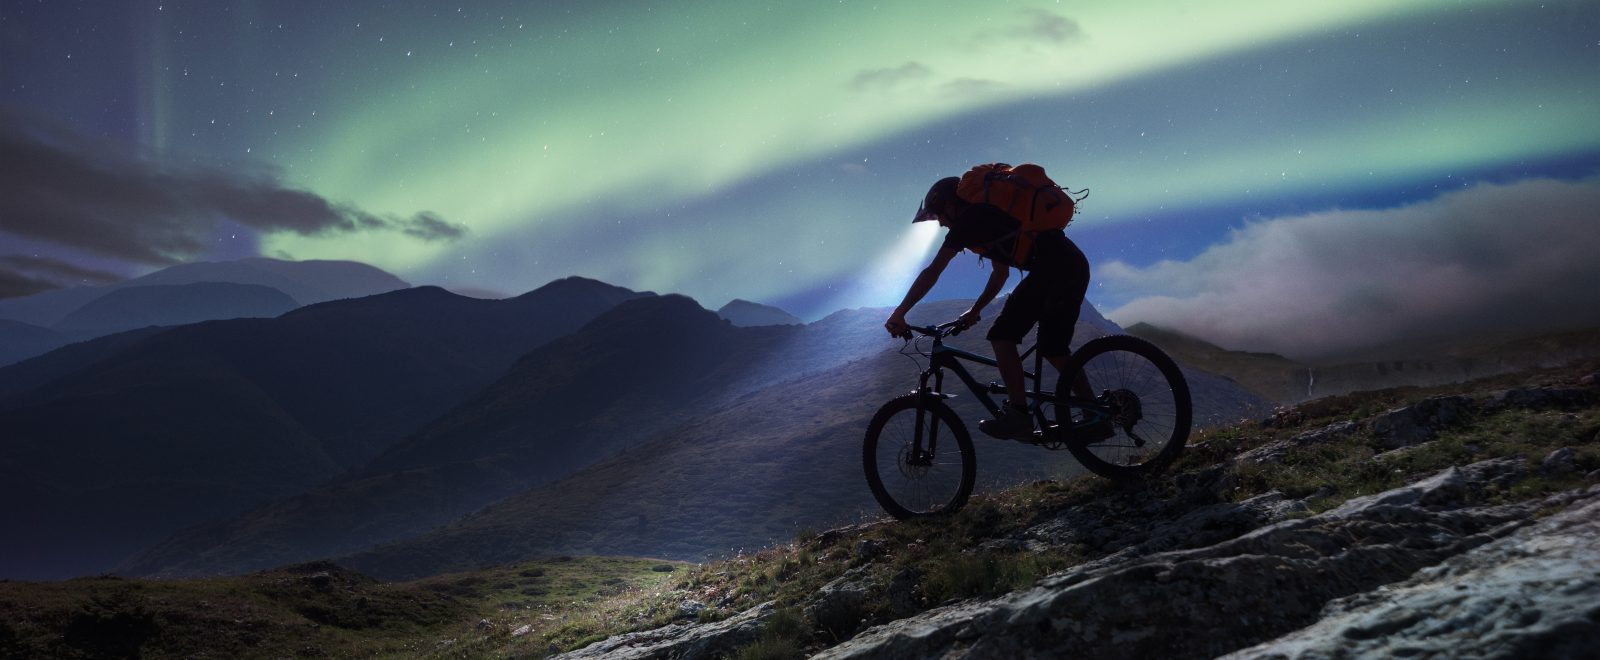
[1100,176,1600,360]
[967,9,1084,50]
[1009,9,1084,44]
[848,62,932,92]
[0,111,466,267]
[941,77,1008,97]
[0,255,124,299]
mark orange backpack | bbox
[955,163,1080,267]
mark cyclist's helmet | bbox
[912,177,961,223]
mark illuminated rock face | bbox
[810,461,1598,660]
[1222,491,1600,660]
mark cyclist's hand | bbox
[954,310,981,332]
[884,315,912,339]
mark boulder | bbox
[805,567,871,638]
[1369,396,1472,451]
[1237,420,1359,465]
[1487,386,1596,410]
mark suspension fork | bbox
[912,368,946,463]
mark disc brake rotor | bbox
[898,443,931,478]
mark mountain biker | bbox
[884,175,1091,441]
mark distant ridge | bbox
[716,299,802,327]
[52,282,299,339]
[1127,321,1600,404]
[0,258,410,328]
[0,320,66,367]
[132,258,410,307]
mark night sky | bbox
[3,1,1598,358]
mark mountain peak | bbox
[716,299,802,327]
[516,276,643,301]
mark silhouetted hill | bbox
[0,327,169,400]
[716,299,802,326]
[134,257,409,305]
[0,277,645,580]
[120,294,797,578]
[0,258,413,367]
[124,294,1265,580]
[0,258,408,328]
[51,282,299,339]
[1125,322,1310,403]
[0,319,66,367]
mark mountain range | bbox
[14,256,1579,583]
[0,258,410,365]
[0,275,644,579]
[118,295,1267,580]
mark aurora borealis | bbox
[3,0,1599,357]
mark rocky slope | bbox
[553,363,1600,659]
[0,363,1591,658]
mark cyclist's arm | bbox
[889,246,959,321]
[957,262,1009,328]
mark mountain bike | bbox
[863,323,1192,520]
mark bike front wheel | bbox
[1055,335,1192,480]
[863,394,976,520]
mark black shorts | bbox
[985,244,1090,357]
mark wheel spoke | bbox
[864,396,975,519]
[1054,336,1192,477]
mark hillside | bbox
[1129,321,1600,404]
[0,319,66,367]
[2,361,1594,658]
[0,257,408,328]
[0,278,645,580]
[0,258,413,363]
[0,556,688,659]
[1124,322,1309,403]
[118,295,799,578]
[125,297,1265,580]
[340,310,1266,579]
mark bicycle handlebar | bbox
[907,321,963,338]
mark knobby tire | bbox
[1056,335,1192,480]
[862,394,976,519]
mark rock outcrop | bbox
[1223,489,1600,659]
[814,459,1594,659]
[554,601,775,659]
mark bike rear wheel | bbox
[863,394,976,519]
[1055,335,1191,479]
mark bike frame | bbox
[909,325,1112,440]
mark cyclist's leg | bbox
[987,273,1044,408]
[1040,243,1092,391]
